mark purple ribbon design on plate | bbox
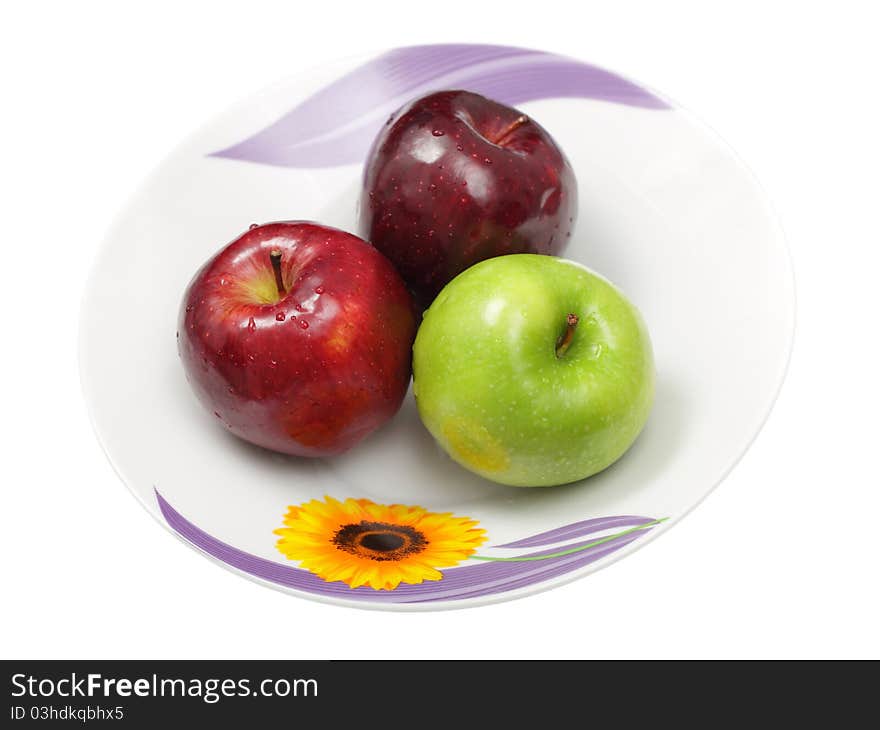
[156,489,662,604]
[209,43,669,169]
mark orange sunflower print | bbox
[274,496,487,590]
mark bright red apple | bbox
[359,89,578,308]
[178,222,417,457]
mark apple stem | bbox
[270,249,286,296]
[555,313,579,358]
[490,114,529,146]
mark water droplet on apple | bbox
[247,317,256,332]
[185,304,194,313]
[456,144,464,151]
[460,196,468,204]
[314,285,325,294]
[431,129,445,136]
[249,223,259,229]
[483,157,492,164]
[299,320,309,329]
[275,312,285,322]
[268,359,278,368]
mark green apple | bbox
[412,254,655,487]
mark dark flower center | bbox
[333,521,428,562]
[360,533,405,551]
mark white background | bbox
[1,0,878,659]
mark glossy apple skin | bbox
[359,90,578,308]
[412,255,654,487]
[178,222,418,457]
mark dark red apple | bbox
[359,89,578,308]
[178,222,417,457]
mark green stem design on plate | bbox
[471,518,669,562]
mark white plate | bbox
[79,44,794,610]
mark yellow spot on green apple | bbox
[441,416,509,473]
